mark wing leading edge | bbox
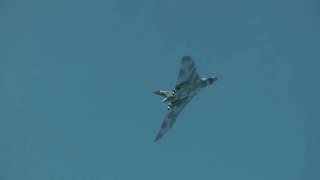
[175,56,200,91]
[154,111,176,141]
[154,99,190,141]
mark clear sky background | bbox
[1,0,319,179]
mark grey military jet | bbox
[154,56,218,141]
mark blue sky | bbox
[1,0,319,179]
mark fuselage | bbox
[153,56,218,141]
[168,76,217,106]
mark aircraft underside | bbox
[153,56,218,141]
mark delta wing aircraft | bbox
[154,56,218,141]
